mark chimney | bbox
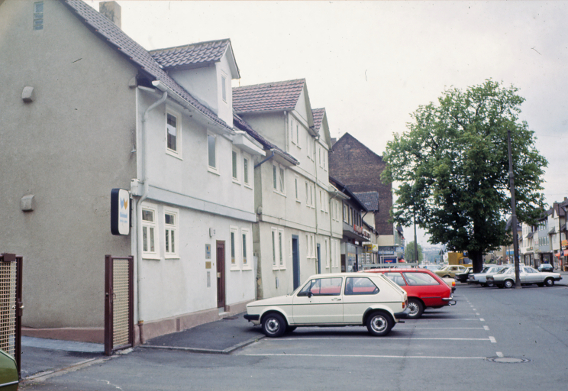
[99,1,121,29]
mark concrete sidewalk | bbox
[142,313,264,353]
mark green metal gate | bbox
[0,253,23,378]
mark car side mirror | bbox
[307,292,313,299]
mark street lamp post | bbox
[507,128,521,289]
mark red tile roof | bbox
[150,39,230,69]
[61,0,231,131]
[312,108,325,133]
[233,79,305,114]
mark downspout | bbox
[136,89,167,343]
[254,150,275,168]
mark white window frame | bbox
[207,132,218,174]
[243,156,251,188]
[164,207,179,258]
[166,109,182,159]
[141,203,159,259]
[230,226,240,270]
[221,74,227,103]
[242,228,252,270]
[290,118,296,145]
[278,229,285,268]
[279,167,285,193]
[272,227,279,270]
[232,149,239,183]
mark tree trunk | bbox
[470,250,484,273]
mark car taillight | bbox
[402,300,408,309]
[452,281,455,287]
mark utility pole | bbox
[507,128,521,289]
[413,210,418,263]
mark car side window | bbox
[344,277,379,295]
[384,272,406,286]
[298,278,342,296]
[403,272,440,286]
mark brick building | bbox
[329,133,392,236]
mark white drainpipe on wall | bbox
[136,88,167,341]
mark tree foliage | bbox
[382,80,547,272]
[404,241,423,263]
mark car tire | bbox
[366,311,393,336]
[407,298,424,319]
[544,278,554,287]
[261,313,286,338]
[504,279,515,289]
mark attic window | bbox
[221,76,227,102]
[33,2,43,30]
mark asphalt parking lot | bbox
[21,279,568,390]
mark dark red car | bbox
[364,268,456,319]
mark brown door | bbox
[216,241,225,309]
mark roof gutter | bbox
[255,150,275,168]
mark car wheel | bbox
[504,279,514,289]
[366,312,393,336]
[487,282,494,287]
[545,278,554,287]
[261,313,286,338]
[407,298,424,319]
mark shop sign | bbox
[562,240,568,248]
[111,188,130,236]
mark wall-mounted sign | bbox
[205,244,211,259]
[111,188,130,235]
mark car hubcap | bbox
[266,318,280,334]
[408,302,419,316]
[370,316,387,333]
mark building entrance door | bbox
[292,236,300,289]
[216,241,225,310]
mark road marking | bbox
[279,337,494,342]
[496,351,504,357]
[476,313,480,316]
[480,318,485,321]
[489,336,497,343]
[484,325,490,331]
[242,353,486,360]
[410,327,486,330]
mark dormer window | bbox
[221,75,227,103]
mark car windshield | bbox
[481,267,490,273]
[497,267,512,274]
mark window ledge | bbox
[208,167,220,176]
[244,183,253,190]
[165,256,180,260]
[230,267,241,272]
[142,256,161,261]
[166,150,183,160]
[232,179,241,185]
[242,266,253,271]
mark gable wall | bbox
[0,0,137,328]
[329,134,393,235]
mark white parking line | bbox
[497,351,504,357]
[278,337,494,342]
[242,353,486,360]
[476,313,480,316]
[480,318,485,321]
[489,336,497,343]
[410,327,486,330]
[484,325,490,331]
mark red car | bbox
[364,269,456,319]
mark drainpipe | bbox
[254,150,275,168]
[136,89,167,342]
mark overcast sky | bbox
[87,0,568,246]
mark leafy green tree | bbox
[404,241,423,263]
[382,80,547,272]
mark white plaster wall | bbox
[169,65,218,117]
[138,206,255,322]
[0,0,137,327]
[240,112,286,148]
[139,91,255,218]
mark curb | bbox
[21,356,112,384]
[140,335,265,355]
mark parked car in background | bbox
[0,349,18,390]
[365,269,456,319]
[454,267,473,283]
[487,266,563,288]
[538,263,554,272]
[468,265,509,286]
[244,273,408,337]
[435,265,469,278]
[423,265,441,272]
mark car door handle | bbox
[331,298,341,301]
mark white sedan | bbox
[487,266,563,288]
[244,273,409,337]
[468,265,509,286]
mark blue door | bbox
[292,235,300,289]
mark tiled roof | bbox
[150,39,230,69]
[233,113,298,165]
[312,108,325,133]
[354,192,379,211]
[61,0,231,131]
[233,79,305,113]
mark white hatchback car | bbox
[244,273,409,338]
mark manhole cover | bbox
[486,357,530,364]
